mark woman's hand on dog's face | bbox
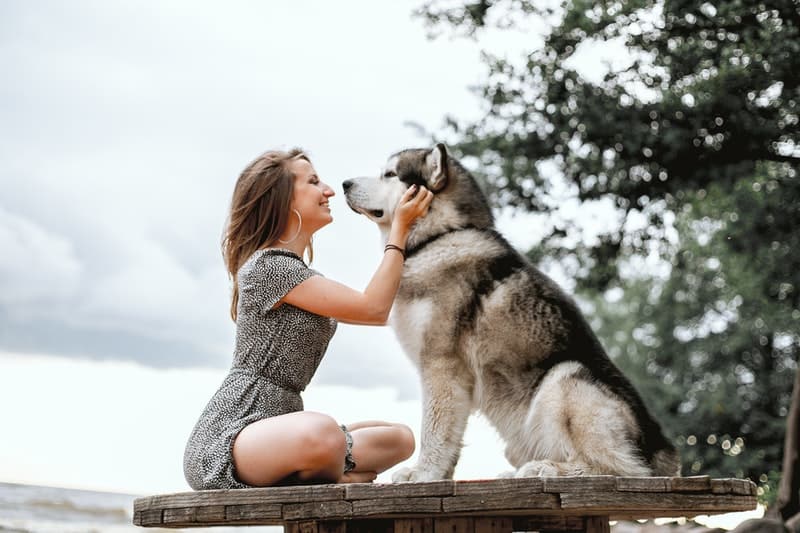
[394,184,434,230]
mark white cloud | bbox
[0,207,82,307]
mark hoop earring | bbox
[278,209,303,244]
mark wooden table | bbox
[133,475,757,532]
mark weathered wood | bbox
[137,508,162,526]
[134,484,344,511]
[585,516,611,533]
[474,516,513,532]
[668,476,712,492]
[351,496,442,516]
[560,491,755,515]
[442,491,560,513]
[543,476,616,493]
[511,515,586,531]
[285,521,319,533]
[346,481,455,500]
[616,477,670,492]
[395,517,435,533]
[132,476,758,529]
[283,500,353,521]
[162,505,227,525]
[433,517,474,533]
[454,477,543,495]
[224,502,282,521]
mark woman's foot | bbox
[339,470,378,483]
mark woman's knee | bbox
[395,424,416,460]
[298,412,347,469]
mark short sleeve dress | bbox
[182,248,337,490]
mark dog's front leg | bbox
[393,358,473,482]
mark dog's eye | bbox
[383,171,397,178]
[369,209,384,218]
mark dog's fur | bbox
[343,144,681,481]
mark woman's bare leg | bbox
[339,421,415,482]
[231,411,347,486]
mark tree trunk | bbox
[772,368,800,521]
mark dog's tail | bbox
[650,447,682,477]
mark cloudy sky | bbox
[1,0,547,495]
[0,3,763,528]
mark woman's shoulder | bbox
[239,248,309,278]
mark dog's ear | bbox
[425,143,449,192]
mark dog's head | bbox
[342,143,449,227]
[343,143,494,246]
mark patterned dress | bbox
[183,248,338,490]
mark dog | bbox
[342,144,681,481]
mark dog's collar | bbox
[405,224,492,259]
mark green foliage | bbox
[586,165,797,504]
[416,0,799,503]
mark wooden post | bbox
[584,516,610,533]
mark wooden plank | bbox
[351,497,442,516]
[137,508,162,526]
[453,477,543,495]
[442,492,560,513]
[346,481,454,500]
[668,476,712,492]
[395,518,435,533]
[559,492,756,515]
[585,516,611,533]
[433,517,474,533]
[616,477,670,492]
[711,478,756,495]
[162,505,226,525]
[224,502,282,521]
[134,484,345,511]
[283,500,353,521]
[474,517,513,532]
[543,476,616,493]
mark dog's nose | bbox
[342,180,353,192]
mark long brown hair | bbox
[222,148,310,321]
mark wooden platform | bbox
[133,476,757,532]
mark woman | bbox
[183,148,434,489]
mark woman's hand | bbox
[392,184,434,234]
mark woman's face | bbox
[288,158,335,234]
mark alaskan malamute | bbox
[343,144,680,481]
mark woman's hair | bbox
[222,148,311,321]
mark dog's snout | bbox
[342,180,353,192]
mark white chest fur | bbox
[389,298,433,368]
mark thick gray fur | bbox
[343,145,681,481]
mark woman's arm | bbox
[281,185,434,325]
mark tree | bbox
[415,0,799,509]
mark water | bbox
[0,482,277,532]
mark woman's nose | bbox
[324,184,335,196]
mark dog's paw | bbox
[514,460,586,478]
[496,469,517,479]
[391,465,441,483]
[391,466,415,483]
[514,460,560,478]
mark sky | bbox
[0,2,763,528]
[0,0,545,494]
